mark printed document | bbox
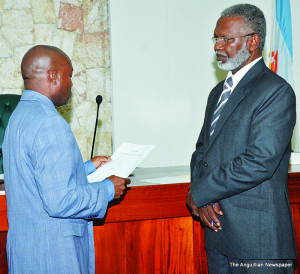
[87,143,156,183]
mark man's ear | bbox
[248,34,260,52]
[48,69,57,85]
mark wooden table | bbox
[0,166,299,274]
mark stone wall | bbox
[0,0,112,161]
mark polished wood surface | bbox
[94,217,197,273]
[93,174,300,274]
[0,169,300,273]
[0,233,7,274]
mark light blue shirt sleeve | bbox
[31,115,111,219]
[84,160,115,202]
[84,160,96,175]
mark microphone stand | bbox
[91,95,103,159]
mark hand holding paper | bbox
[87,143,155,183]
[107,175,131,199]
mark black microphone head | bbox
[96,95,103,105]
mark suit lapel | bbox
[205,59,267,154]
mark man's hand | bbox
[107,175,131,199]
[198,202,223,232]
[91,156,112,169]
[186,191,223,232]
[186,190,200,217]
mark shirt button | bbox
[203,162,208,168]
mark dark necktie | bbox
[210,77,233,136]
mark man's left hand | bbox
[186,190,223,232]
[91,156,112,169]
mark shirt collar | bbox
[225,57,262,91]
[21,90,56,109]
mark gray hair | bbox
[221,4,266,52]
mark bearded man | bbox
[186,4,297,273]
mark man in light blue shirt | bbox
[3,45,129,273]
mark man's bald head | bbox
[21,45,73,106]
[21,45,71,83]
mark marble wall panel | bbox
[2,27,34,46]
[13,45,35,66]
[87,132,112,156]
[2,9,33,28]
[83,0,108,33]
[0,58,23,88]
[0,0,112,161]
[4,0,31,9]
[86,68,111,103]
[0,88,23,94]
[0,33,12,57]
[58,2,83,33]
[34,24,56,45]
[72,62,87,104]
[53,28,77,58]
[73,31,110,68]
[31,0,57,24]
[65,0,83,7]
[52,0,61,17]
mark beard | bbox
[65,92,72,106]
[58,90,72,107]
[216,40,250,71]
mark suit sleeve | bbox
[32,115,109,219]
[190,126,205,182]
[190,83,296,208]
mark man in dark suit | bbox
[186,4,297,273]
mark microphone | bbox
[91,95,103,159]
[96,95,103,105]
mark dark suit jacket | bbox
[190,59,297,259]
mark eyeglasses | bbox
[211,32,257,46]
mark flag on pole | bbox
[269,0,299,152]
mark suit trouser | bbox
[206,248,295,274]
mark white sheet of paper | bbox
[140,175,190,184]
[87,143,156,183]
